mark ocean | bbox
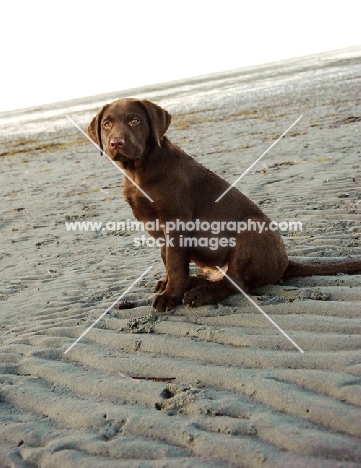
[0,46,360,139]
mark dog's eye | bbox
[130,117,140,125]
[102,121,111,128]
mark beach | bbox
[0,48,361,467]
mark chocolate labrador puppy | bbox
[88,98,361,312]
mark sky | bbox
[1,0,360,113]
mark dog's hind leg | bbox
[183,274,247,307]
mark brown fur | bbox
[88,98,361,312]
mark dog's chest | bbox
[124,188,157,223]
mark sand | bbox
[0,50,361,467]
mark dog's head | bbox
[87,98,171,163]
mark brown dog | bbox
[88,98,361,312]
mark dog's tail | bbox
[282,259,361,279]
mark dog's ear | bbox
[87,104,109,154]
[140,100,171,147]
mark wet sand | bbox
[0,50,361,467]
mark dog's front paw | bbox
[154,278,167,293]
[153,293,182,313]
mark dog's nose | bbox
[110,137,125,148]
